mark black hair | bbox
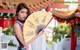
[16,3,30,18]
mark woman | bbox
[13,3,45,50]
[13,3,30,50]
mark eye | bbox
[26,12,28,14]
[21,11,24,13]
[20,10,28,14]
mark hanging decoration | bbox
[71,27,77,50]
[0,13,17,17]
[45,6,79,25]
[0,17,10,28]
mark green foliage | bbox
[52,35,61,42]
[76,32,80,37]
[8,40,17,47]
[47,40,53,48]
[3,26,14,36]
[53,22,71,36]
[52,22,71,42]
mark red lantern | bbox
[0,18,10,28]
[45,7,51,12]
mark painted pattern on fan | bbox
[23,11,52,43]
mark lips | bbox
[23,17,26,19]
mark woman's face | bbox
[18,8,28,21]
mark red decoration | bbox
[56,17,59,22]
[58,18,62,22]
[11,17,16,26]
[75,18,79,23]
[45,7,51,12]
[52,12,77,50]
[71,27,77,50]
[66,20,69,24]
[0,18,2,27]
[0,18,10,28]
[69,20,74,25]
[61,20,65,23]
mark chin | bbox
[22,19,25,20]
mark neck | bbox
[17,18,25,23]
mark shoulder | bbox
[13,22,22,35]
[13,23,21,28]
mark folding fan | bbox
[23,11,52,43]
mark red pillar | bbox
[71,26,77,50]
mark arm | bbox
[13,23,25,46]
